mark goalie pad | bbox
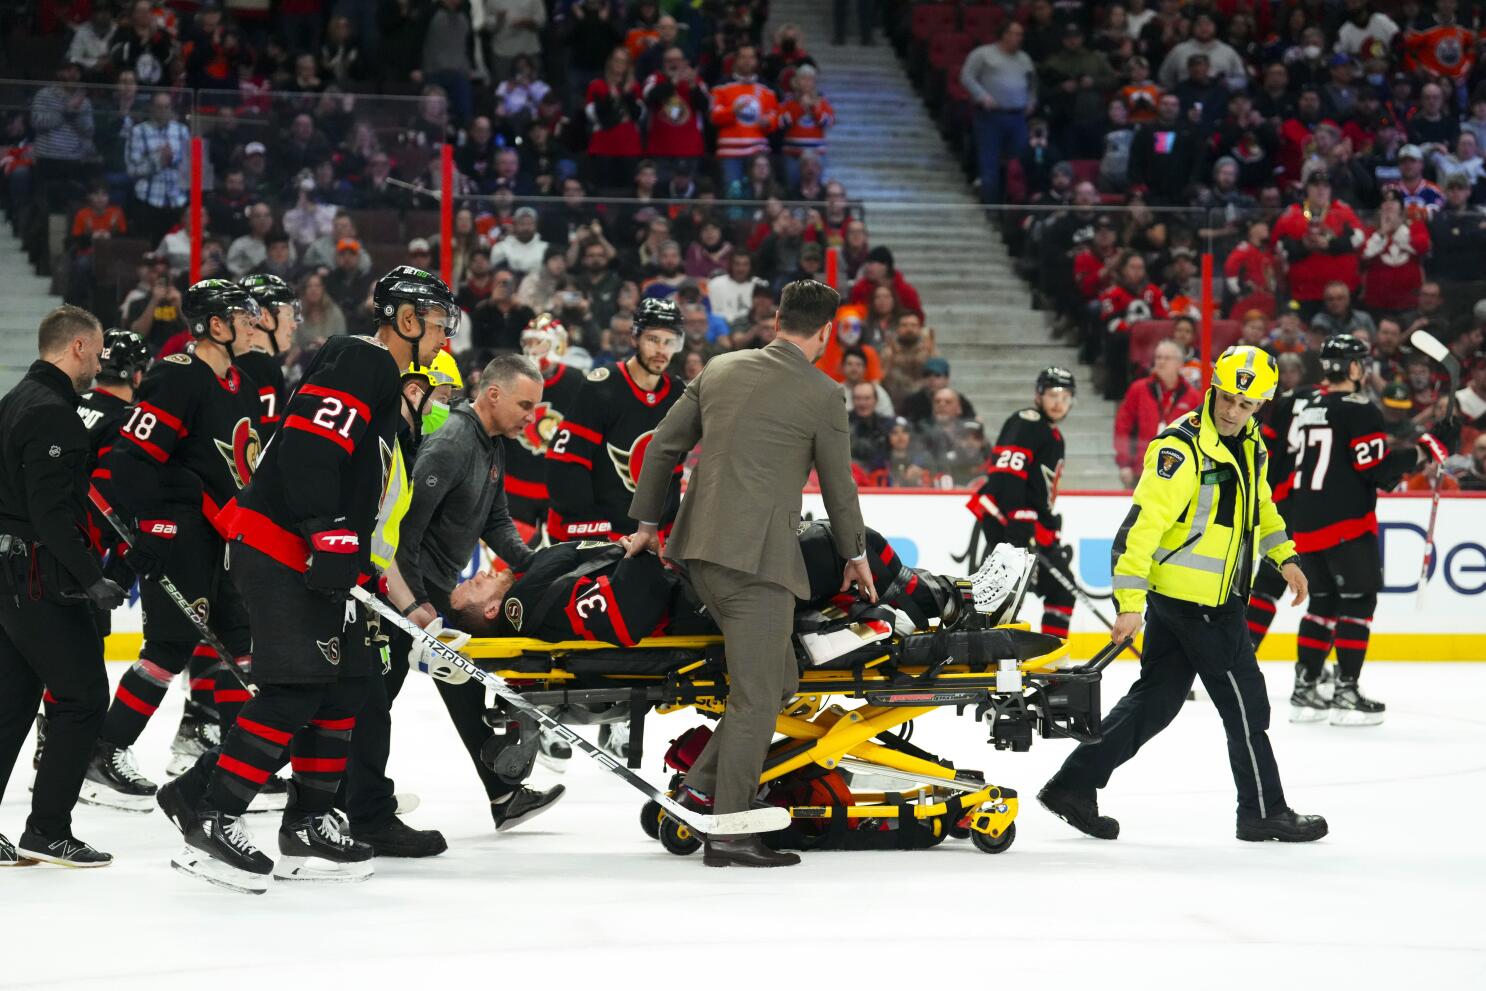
[794,606,897,668]
[971,544,1034,625]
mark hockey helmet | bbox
[632,296,683,337]
[98,328,150,382]
[1036,366,1077,396]
[522,313,569,359]
[184,279,260,340]
[372,266,458,341]
[404,348,464,391]
[1211,344,1279,401]
[1319,334,1370,379]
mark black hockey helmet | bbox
[1319,334,1369,378]
[632,296,683,337]
[184,278,260,342]
[1036,366,1077,395]
[239,273,301,353]
[98,328,150,383]
[372,266,458,344]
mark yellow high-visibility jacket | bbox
[370,438,412,573]
[1111,396,1298,614]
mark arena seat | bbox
[347,208,402,244]
[962,4,1004,42]
[1128,319,1243,372]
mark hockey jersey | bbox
[76,387,132,500]
[1099,282,1169,336]
[107,352,264,532]
[968,407,1065,549]
[218,334,402,578]
[777,95,835,156]
[236,348,287,444]
[545,361,683,540]
[502,360,585,527]
[1281,390,1418,552]
[1271,201,1365,300]
[710,77,778,159]
[1403,24,1475,81]
[1259,383,1321,505]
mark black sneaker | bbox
[1330,680,1385,727]
[491,784,567,832]
[275,811,374,882]
[16,832,112,868]
[31,713,47,771]
[80,742,158,812]
[2,832,34,867]
[352,816,448,858]
[1037,782,1120,840]
[174,810,274,894]
[1237,808,1328,842]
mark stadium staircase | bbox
[0,224,56,391]
[768,0,1119,489]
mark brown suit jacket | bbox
[629,337,865,598]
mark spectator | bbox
[124,262,186,351]
[683,217,734,279]
[294,270,347,351]
[110,0,175,85]
[1402,280,1448,343]
[572,236,624,327]
[124,91,190,246]
[1450,433,1486,491]
[1099,99,1137,191]
[885,418,934,487]
[1127,93,1203,205]
[1157,13,1245,88]
[726,152,785,222]
[485,0,546,84]
[703,250,761,322]
[319,15,365,85]
[405,237,436,272]
[1337,0,1400,55]
[1455,352,1486,434]
[252,231,298,283]
[848,246,924,321]
[462,267,535,356]
[68,6,119,77]
[1387,144,1445,220]
[710,43,778,190]
[1429,131,1486,193]
[31,60,98,213]
[668,301,725,374]
[302,213,371,277]
[1277,87,1326,186]
[494,54,551,138]
[585,46,644,190]
[422,0,476,124]
[879,312,936,404]
[1361,192,1430,320]
[777,64,834,187]
[840,217,870,281]
[1041,23,1117,154]
[848,380,894,472]
[840,348,894,416]
[1271,171,1365,319]
[1113,339,1202,488]
[1097,250,1169,399]
[642,47,710,182]
[66,181,126,306]
[1370,316,1408,395]
[490,207,549,275]
[729,283,777,340]
[860,282,903,347]
[635,14,683,80]
[456,116,502,192]
[116,249,164,324]
[227,202,292,278]
[901,357,975,425]
[754,209,805,290]
[516,246,570,309]
[283,172,337,252]
[240,142,271,199]
[324,238,374,317]
[278,114,334,186]
[680,349,706,383]
[1430,174,1486,323]
[640,240,687,296]
[960,21,1037,205]
[206,168,252,242]
[1406,82,1459,152]
[1224,219,1276,316]
[1276,351,1308,394]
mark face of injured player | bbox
[634,326,682,376]
[448,568,517,632]
[1211,388,1262,436]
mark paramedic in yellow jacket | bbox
[1039,346,1330,844]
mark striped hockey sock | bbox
[1333,614,1372,681]
[186,645,221,719]
[208,713,293,815]
[1246,592,1278,649]
[1041,603,1073,638]
[213,659,254,732]
[101,647,187,746]
[1296,612,1336,680]
[289,716,355,814]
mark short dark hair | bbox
[37,305,101,357]
[841,346,867,365]
[480,353,543,391]
[777,279,839,336]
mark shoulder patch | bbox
[1019,408,1040,421]
[163,354,192,365]
[1342,393,1371,404]
[1155,447,1187,480]
[350,334,388,351]
[586,367,610,382]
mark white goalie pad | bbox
[799,618,895,668]
[971,544,1034,624]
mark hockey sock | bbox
[206,684,324,815]
[101,641,191,747]
[1334,594,1376,682]
[1246,591,1278,649]
[185,645,220,720]
[1295,594,1337,681]
[287,678,365,814]
[1041,603,1073,639]
[213,658,253,732]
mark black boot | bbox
[15,832,112,868]
[703,834,801,868]
[352,816,448,858]
[1037,782,1119,839]
[1237,808,1328,842]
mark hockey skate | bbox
[1329,679,1385,726]
[15,832,112,868]
[165,700,221,778]
[598,721,632,762]
[537,726,572,773]
[273,811,374,883]
[79,742,158,812]
[247,773,290,813]
[173,811,274,894]
[491,784,566,832]
[1289,666,1329,723]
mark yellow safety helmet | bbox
[404,348,464,390]
[1211,344,1279,401]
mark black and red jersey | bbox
[967,407,1065,549]
[1282,390,1419,552]
[106,351,264,531]
[544,360,684,540]
[218,334,402,577]
[502,361,586,526]
[76,387,131,499]
[1259,383,1321,505]
[236,349,287,444]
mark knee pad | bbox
[1337,591,1377,621]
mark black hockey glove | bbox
[85,578,128,611]
[127,518,178,581]
[302,518,361,596]
[1048,541,1075,579]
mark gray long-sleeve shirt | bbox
[396,402,535,607]
[959,44,1037,111]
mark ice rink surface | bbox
[2,660,1483,990]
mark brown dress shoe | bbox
[702,834,801,868]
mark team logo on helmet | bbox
[1156,448,1186,480]
[517,401,564,456]
[214,417,262,490]
[607,429,656,493]
[504,597,524,632]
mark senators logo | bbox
[607,429,655,493]
[517,401,565,456]
[504,596,524,632]
[662,94,692,125]
[214,417,262,490]
[317,637,341,666]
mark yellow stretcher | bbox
[462,625,1117,855]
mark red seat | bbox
[928,33,975,69]
[910,3,959,40]
[962,5,1004,42]
[1004,158,1028,204]
[1128,319,1243,372]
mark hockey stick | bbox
[1408,330,1462,602]
[350,585,791,837]
[87,486,252,692]
[1036,552,1143,659]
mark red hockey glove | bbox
[1417,432,1449,466]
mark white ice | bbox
[2,660,1483,990]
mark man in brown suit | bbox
[625,279,874,868]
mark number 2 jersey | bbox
[1280,389,1419,553]
[106,352,265,532]
[502,360,586,527]
[967,407,1065,549]
[544,361,684,540]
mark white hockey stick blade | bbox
[1409,329,1449,363]
[655,797,792,836]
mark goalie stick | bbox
[349,585,792,837]
[1408,330,1461,603]
[87,486,252,693]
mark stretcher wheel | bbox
[949,815,971,840]
[659,815,703,856]
[640,800,663,840]
[970,821,1015,855]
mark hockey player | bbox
[503,314,585,542]
[237,273,301,444]
[1282,335,1452,725]
[545,297,685,542]
[159,266,454,893]
[967,367,1076,639]
[83,282,263,811]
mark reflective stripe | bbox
[1164,478,1228,575]
[1259,530,1288,554]
[1226,670,1267,818]
[1112,575,1149,590]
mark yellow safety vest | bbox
[370,439,411,573]
[1111,396,1297,613]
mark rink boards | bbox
[98,490,1486,662]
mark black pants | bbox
[0,595,109,838]
[344,588,514,830]
[1054,592,1287,819]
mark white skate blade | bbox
[1330,708,1384,727]
[394,792,420,815]
[165,753,197,779]
[77,782,155,814]
[171,846,269,894]
[272,855,374,883]
[1290,705,1330,724]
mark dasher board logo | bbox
[1156,448,1186,479]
